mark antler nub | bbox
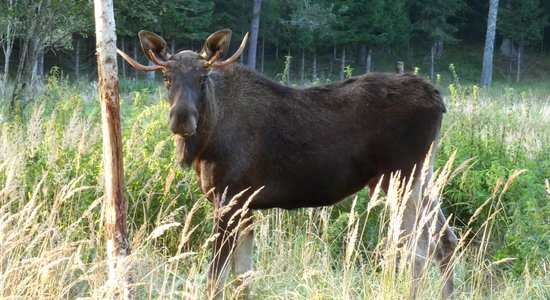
[148,50,168,69]
[204,51,221,68]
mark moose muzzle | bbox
[169,109,198,137]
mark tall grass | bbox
[0,74,548,299]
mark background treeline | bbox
[1,0,549,102]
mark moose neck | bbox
[195,71,223,146]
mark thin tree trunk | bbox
[75,38,81,80]
[300,48,305,83]
[26,37,43,101]
[480,0,499,87]
[120,36,126,79]
[540,25,546,54]
[246,0,261,69]
[359,44,366,65]
[132,39,139,79]
[260,34,265,73]
[275,38,278,62]
[516,33,524,82]
[396,61,405,74]
[1,15,15,98]
[508,38,513,82]
[339,48,345,80]
[312,52,317,81]
[147,60,155,82]
[34,50,44,90]
[38,50,44,78]
[366,47,372,74]
[430,43,435,83]
[94,0,132,298]
[287,49,291,85]
[10,36,37,111]
[11,37,28,110]
[171,39,176,56]
[11,0,48,109]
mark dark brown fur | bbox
[121,29,457,300]
[180,65,445,210]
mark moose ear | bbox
[199,29,232,60]
[138,30,171,62]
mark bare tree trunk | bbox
[94,0,132,298]
[359,44,366,65]
[312,52,317,81]
[339,48,345,80]
[396,61,404,74]
[1,13,15,98]
[75,38,81,80]
[36,50,44,79]
[480,0,499,87]
[260,35,265,73]
[10,0,49,110]
[540,25,546,54]
[11,35,42,110]
[516,33,524,82]
[275,37,279,62]
[247,0,261,69]
[366,47,372,74]
[11,37,28,110]
[32,50,44,98]
[147,61,155,82]
[508,38,513,82]
[430,43,435,83]
[300,48,305,83]
[132,39,139,79]
[171,39,176,56]
[120,36,126,79]
[287,49,291,85]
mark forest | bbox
[1,0,549,299]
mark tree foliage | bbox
[499,0,548,44]
[0,0,549,85]
[409,0,465,43]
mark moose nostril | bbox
[169,116,197,136]
[169,118,182,135]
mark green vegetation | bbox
[0,68,548,298]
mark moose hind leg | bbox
[401,172,438,299]
[435,208,458,300]
[232,228,254,300]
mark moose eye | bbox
[163,76,171,89]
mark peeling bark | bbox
[94,0,132,298]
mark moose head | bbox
[117,29,248,137]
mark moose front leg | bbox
[207,194,254,300]
[207,210,237,300]
[232,211,254,300]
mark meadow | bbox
[0,69,548,299]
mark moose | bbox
[118,29,458,299]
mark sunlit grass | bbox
[0,76,548,299]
